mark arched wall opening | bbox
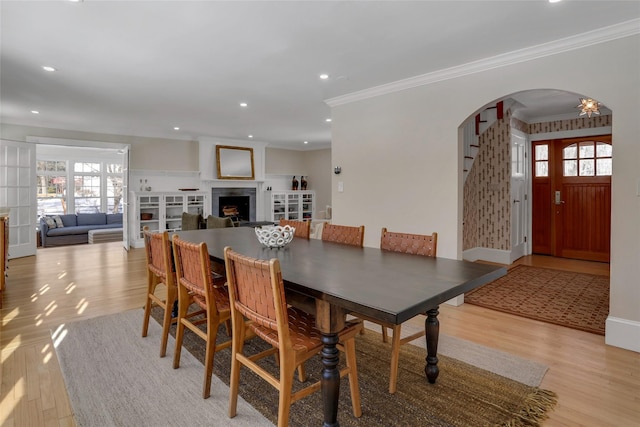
[459,89,612,265]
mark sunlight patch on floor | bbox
[0,378,23,425]
[0,334,21,363]
[52,324,67,349]
[2,307,19,326]
[65,282,76,294]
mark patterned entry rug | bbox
[465,265,609,335]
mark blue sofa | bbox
[40,213,123,247]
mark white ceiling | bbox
[1,1,638,150]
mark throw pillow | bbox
[43,216,57,229]
[53,215,65,228]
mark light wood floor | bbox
[1,244,637,426]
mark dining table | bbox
[173,227,506,427]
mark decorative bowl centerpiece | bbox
[255,225,295,248]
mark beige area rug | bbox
[465,265,609,335]
[55,309,556,427]
[53,310,273,427]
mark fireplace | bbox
[211,188,256,222]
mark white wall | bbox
[331,35,640,352]
[302,149,332,217]
[0,123,200,171]
[264,147,332,215]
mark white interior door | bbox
[510,132,528,262]
[0,139,37,258]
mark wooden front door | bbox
[532,136,611,262]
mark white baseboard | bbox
[445,295,465,307]
[606,316,640,353]
[463,247,511,265]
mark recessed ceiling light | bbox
[319,74,329,80]
[31,110,40,114]
[42,66,56,72]
[325,118,332,122]
[173,127,180,130]
[548,0,562,3]
[240,102,248,107]
[303,141,309,144]
[248,135,253,138]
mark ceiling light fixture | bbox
[31,110,40,114]
[173,127,180,130]
[577,98,601,118]
[240,102,248,107]
[548,0,562,3]
[304,141,308,144]
[42,66,56,72]
[248,135,253,138]
[325,118,332,122]
[319,74,329,80]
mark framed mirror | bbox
[216,145,255,180]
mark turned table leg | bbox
[424,306,440,384]
[320,332,340,427]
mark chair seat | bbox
[253,307,362,353]
[192,286,231,313]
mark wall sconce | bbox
[334,166,342,174]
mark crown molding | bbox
[326,19,640,107]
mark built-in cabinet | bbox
[0,209,9,308]
[130,191,207,248]
[269,191,314,222]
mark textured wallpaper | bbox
[463,110,512,251]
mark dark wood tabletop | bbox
[172,227,506,324]
[172,226,506,427]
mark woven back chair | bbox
[321,223,365,247]
[380,227,437,257]
[171,234,232,399]
[141,226,177,358]
[181,212,202,230]
[278,219,311,239]
[360,227,438,394]
[224,247,363,427]
[206,215,235,229]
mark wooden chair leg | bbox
[159,286,176,358]
[202,315,218,399]
[388,324,402,394]
[141,275,157,337]
[172,290,190,369]
[224,319,232,337]
[229,317,245,418]
[343,337,362,417]
[297,364,307,382]
[277,365,295,427]
[381,325,389,343]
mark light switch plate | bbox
[338,181,344,192]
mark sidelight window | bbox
[534,144,549,177]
